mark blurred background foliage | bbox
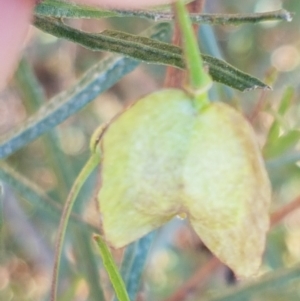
[1,0,300,301]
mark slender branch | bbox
[35,2,293,25]
[270,196,300,226]
[163,9,185,89]
[248,90,268,123]
[188,9,293,25]
[114,10,293,25]
[50,154,100,301]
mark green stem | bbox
[50,153,100,301]
[94,235,131,301]
[175,0,212,108]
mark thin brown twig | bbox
[248,90,268,123]
[248,68,278,123]
[163,14,185,88]
[270,196,300,226]
[164,0,204,88]
[189,0,205,32]
[163,4,185,88]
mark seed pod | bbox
[98,89,271,277]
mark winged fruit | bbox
[97,89,271,278]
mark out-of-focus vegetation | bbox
[0,0,300,301]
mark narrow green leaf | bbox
[1,59,134,160]
[35,1,292,25]
[74,229,105,301]
[204,265,300,301]
[51,154,100,301]
[278,86,294,115]
[189,9,293,25]
[0,55,138,159]
[265,117,282,150]
[199,24,233,101]
[34,16,269,92]
[94,235,131,301]
[203,55,270,91]
[111,238,154,301]
[0,23,170,159]
[264,130,300,159]
[264,87,295,155]
[34,17,181,68]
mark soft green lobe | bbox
[183,103,271,277]
[98,89,271,277]
[98,89,195,248]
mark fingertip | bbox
[0,0,35,91]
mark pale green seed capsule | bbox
[98,88,271,278]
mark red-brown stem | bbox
[270,196,300,226]
[248,90,268,123]
[164,0,205,88]
[163,17,185,88]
